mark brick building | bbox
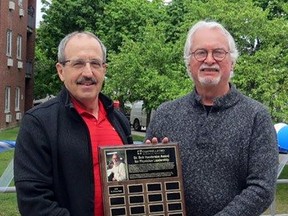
[0,0,36,130]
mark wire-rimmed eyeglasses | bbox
[190,48,229,62]
[60,59,106,70]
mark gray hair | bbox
[57,31,107,63]
[183,20,239,73]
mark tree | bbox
[253,0,288,19]
[33,43,60,98]
[35,0,112,95]
[35,0,288,122]
[166,0,288,121]
[103,22,191,112]
[97,0,169,52]
[100,0,191,112]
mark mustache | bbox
[199,64,220,72]
[76,77,97,85]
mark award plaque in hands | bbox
[99,143,186,216]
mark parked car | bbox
[123,102,132,122]
[113,100,131,122]
[130,101,154,131]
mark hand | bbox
[145,137,169,144]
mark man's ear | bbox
[231,60,236,70]
[103,63,108,75]
[56,63,65,81]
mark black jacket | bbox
[14,88,133,216]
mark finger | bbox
[162,137,169,144]
[145,139,152,144]
[152,137,158,144]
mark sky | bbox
[36,0,44,27]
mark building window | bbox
[6,30,12,57]
[18,0,23,7]
[17,35,22,59]
[5,87,11,113]
[15,87,21,111]
[28,5,35,17]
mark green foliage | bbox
[253,0,288,19]
[36,0,113,94]
[99,0,168,52]
[35,0,288,123]
[34,44,61,98]
[103,22,191,111]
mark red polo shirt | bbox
[72,98,123,216]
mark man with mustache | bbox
[14,32,133,216]
[110,153,127,181]
[145,20,278,216]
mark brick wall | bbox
[0,0,36,130]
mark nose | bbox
[204,52,216,64]
[82,63,94,76]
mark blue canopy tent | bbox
[0,140,16,153]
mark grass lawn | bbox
[275,167,288,213]
[1,127,287,215]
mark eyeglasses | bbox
[60,59,105,70]
[190,48,229,62]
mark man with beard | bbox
[110,153,127,181]
[14,32,133,216]
[145,20,278,216]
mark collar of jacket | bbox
[190,83,241,110]
[59,86,115,115]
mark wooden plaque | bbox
[99,143,186,216]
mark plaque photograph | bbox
[99,143,186,216]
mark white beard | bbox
[199,75,221,86]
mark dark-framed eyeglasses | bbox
[190,48,229,62]
[60,59,106,70]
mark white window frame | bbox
[5,87,11,113]
[15,87,21,111]
[17,35,22,59]
[18,0,23,7]
[6,30,12,57]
